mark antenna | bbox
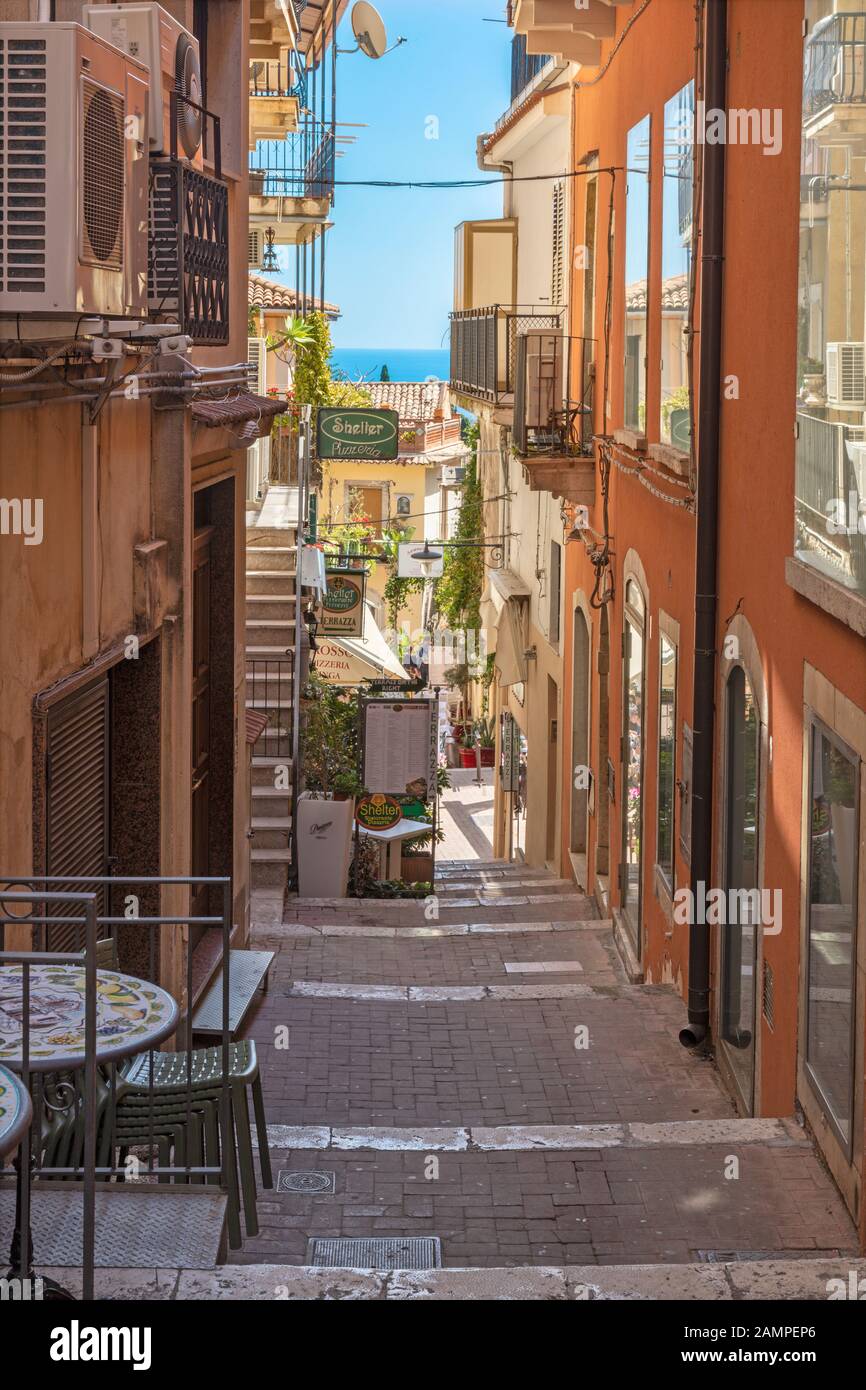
[339,2,407,59]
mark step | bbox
[251,790,292,819]
[246,622,296,646]
[246,570,297,595]
[251,848,292,889]
[246,546,297,573]
[246,596,297,623]
[252,756,292,788]
[246,646,297,661]
[251,821,291,850]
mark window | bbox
[624,115,651,433]
[656,633,677,886]
[805,720,859,1151]
[660,82,694,448]
[396,494,412,519]
[581,172,598,344]
[797,5,866,598]
[549,540,561,646]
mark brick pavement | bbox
[236,854,858,1269]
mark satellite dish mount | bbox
[338,1,406,59]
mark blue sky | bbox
[279,1,512,349]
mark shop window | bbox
[805,719,859,1152]
[656,632,677,886]
[660,82,694,449]
[624,115,651,433]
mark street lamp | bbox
[410,541,444,577]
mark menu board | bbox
[362,699,437,799]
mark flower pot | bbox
[296,795,354,898]
[460,749,477,768]
[401,851,433,884]
[480,747,495,767]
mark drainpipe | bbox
[36,1,52,20]
[680,0,727,1050]
[477,135,513,216]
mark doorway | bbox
[719,665,760,1112]
[570,608,591,883]
[546,676,559,864]
[621,580,645,957]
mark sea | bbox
[330,347,450,385]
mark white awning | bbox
[495,597,527,687]
[314,603,407,686]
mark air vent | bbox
[762,959,774,1030]
[0,36,48,295]
[80,77,125,270]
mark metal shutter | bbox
[45,677,109,952]
[551,180,566,308]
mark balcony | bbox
[249,121,335,245]
[449,304,565,405]
[398,417,464,458]
[513,332,595,459]
[510,0,622,68]
[795,411,866,597]
[804,11,866,151]
[249,57,305,148]
[510,32,552,105]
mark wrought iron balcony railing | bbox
[249,120,336,203]
[249,52,308,107]
[804,11,866,117]
[795,410,866,596]
[449,304,565,404]
[513,333,596,459]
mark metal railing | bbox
[247,654,295,760]
[510,32,552,104]
[804,11,866,116]
[796,410,866,594]
[249,51,307,106]
[450,305,565,403]
[249,119,335,203]
[513,333,596,458]
[0,876,236,1300]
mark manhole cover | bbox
[307,1236,442,1270]
[277,1170,335,1194]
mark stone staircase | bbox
[246,487,299,894]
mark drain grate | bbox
[277,1170,335,1195]
[307,1236,442,1270]
[695,1249,843,1263]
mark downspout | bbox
[680,0,727,1050]
[477,134,513,216]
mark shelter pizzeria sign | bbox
[316,407,399,460]
[356,794,403,831]
[320,568,366,636]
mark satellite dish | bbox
[351,1,388,59]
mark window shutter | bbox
[247,336,267,394]
[248,228,262,267]
[552,180,566,307]
[45,677,110,952]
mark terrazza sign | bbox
[317,407,399,460]
[320,568,365,636]
[356,794,403,832]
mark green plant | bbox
[473,716,496,749]
[301,674,362,798]
[379,525,425,628]
[436,429,483,635]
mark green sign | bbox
[356,794,403,832]
[317,407,399,461]
[321,568,365,636]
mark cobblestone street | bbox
[239,784,858,1277]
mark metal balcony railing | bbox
[249,119,336,203]
[249,52,308,107]
[804,11,866,117]
[449,305,565,403]
[247,654,295,761]
[795,411,866,595]
[510,32,552,105]
[513,333,596,459]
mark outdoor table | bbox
[0,962,179,1298]
[0,1064,32,1160]
[360,818,432,881]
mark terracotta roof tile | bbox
[192,392,283,443]
[248,272,339,317]
[366,380,449,422]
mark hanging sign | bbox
[320,567,366,636]
[316,407,399,460]
[356,794,404,832]
[397,542,445,579]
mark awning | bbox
[481,567,530,655]
[494,597,527,687]
[314,603,407,686]
[245,709,270,745]
[192,392,283,443]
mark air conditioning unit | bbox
[0,24,149,320]
[84,2,203,165]
[826,341,866,408]
[524,332,565,429]
[441,465,466,485]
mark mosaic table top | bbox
[0,1062,32,1156]
[0,965,178,1072]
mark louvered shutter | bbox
[552,180,566,307]
[45,678,109,952]
[249,228,262,268]
[247,337,269,499]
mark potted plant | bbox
[475,716,496,767]
[296,676,362,897]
